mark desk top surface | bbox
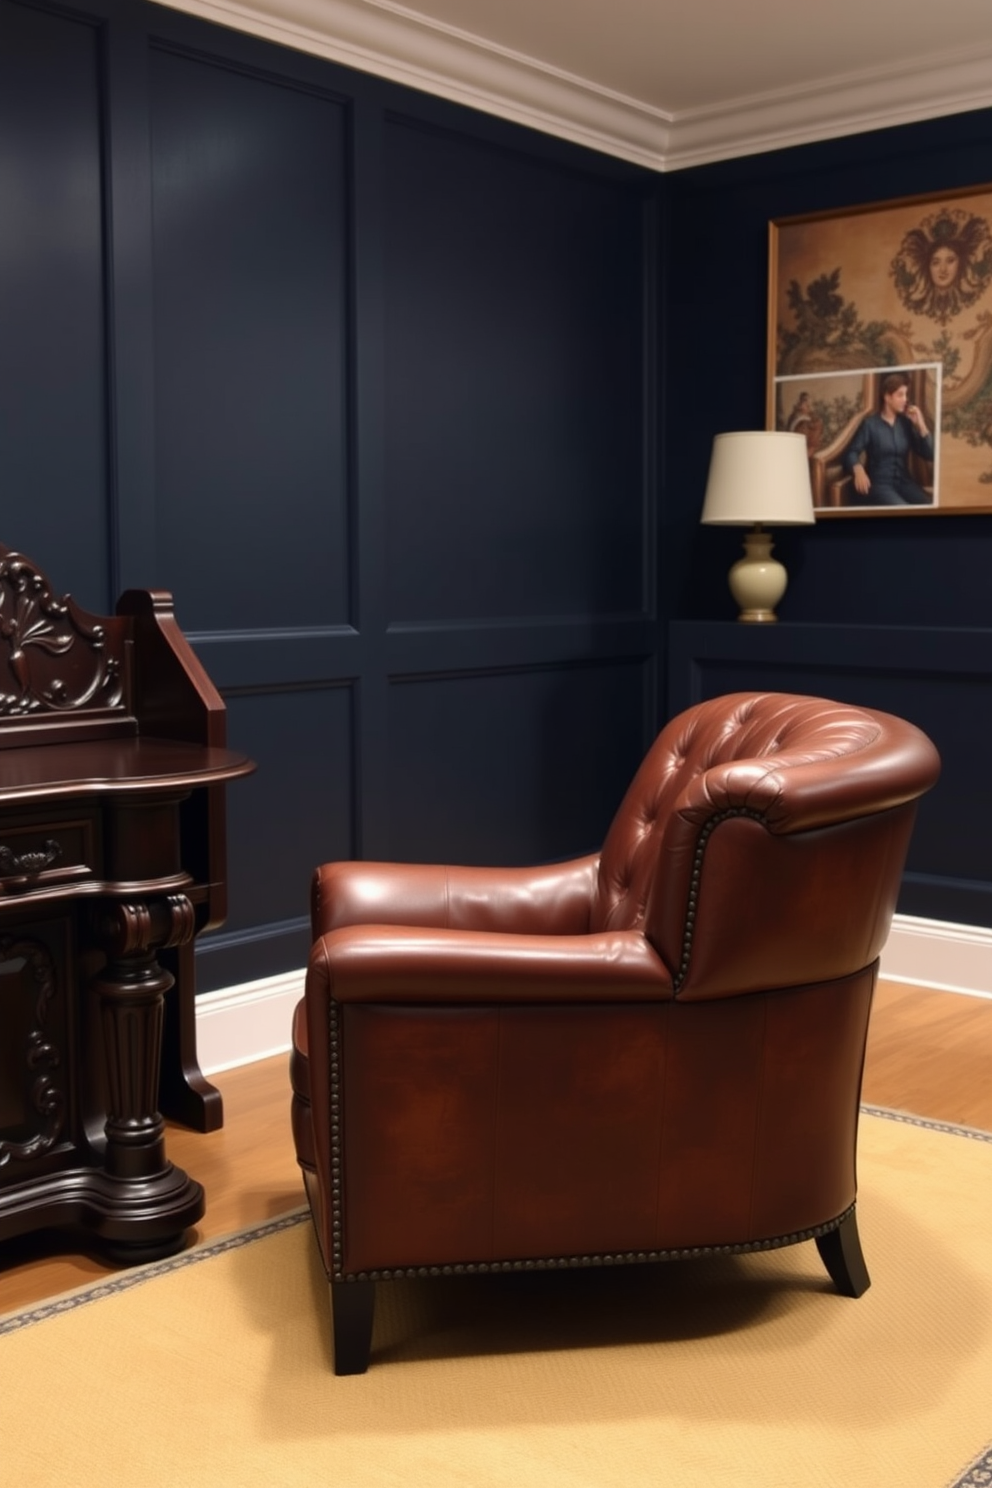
[0,736,255,804]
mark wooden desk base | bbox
[0,1165,204,1263]
[0,550,253,1266]
[0,879,233,1261]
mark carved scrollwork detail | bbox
[161,894,197,949]
[91,894,196,960]
[0,936,65,1167]
[94,900,155,960]
[0,548,124,716]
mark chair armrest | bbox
[650,803,918,1000]
[311,855,600,938]
[669,708,939,835]
[643,706,939,998]
[307,924,673,1005]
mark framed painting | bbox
[768,185,992,516]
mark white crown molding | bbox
[155,0,672,170]
[664,45,992,170]
[195,913,991,1075]
[156,0,992,171]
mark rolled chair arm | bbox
[311,854,600,939]
[307,923,674,1005]
[641,703,939,998]
[669,710,939,835]
[649,802,921,1000]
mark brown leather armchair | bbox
[291,692,940,1373]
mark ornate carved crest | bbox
[0,545,127,723]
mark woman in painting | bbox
[890,208,992,324]
[842,372,934,506]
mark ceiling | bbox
[163,0,992,169]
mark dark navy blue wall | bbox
[1,0,987,968]
[663,113,992,929]
[0,1,110,597]
[0,0,659,989]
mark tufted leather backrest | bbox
[590,692,940,988]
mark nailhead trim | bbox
[328,999,344,1278]
[330,1201,855,1284]
[675,806,767,992]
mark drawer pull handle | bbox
[0,839,63,876]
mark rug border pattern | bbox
[948,1444,992,1488]
[0,1206,310,1337]
[860,1104,992,1143]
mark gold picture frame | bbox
[768,185,992,516]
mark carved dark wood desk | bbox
[0,546,254,1261]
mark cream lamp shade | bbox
[701,430,816,623]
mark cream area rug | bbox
[1,1109,990,1488]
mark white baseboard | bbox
[880,914,992,1000]
[194,912,992,1073]
[196,969,304,1075]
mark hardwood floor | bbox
[862,979,992,1129]
[1,977,989,1317]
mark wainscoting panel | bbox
[382,114,648,626]
[148,43,352,632]
[196,681,357,989]
[0,0,110,604]
[386,656,652,864]
[668,621,992,928]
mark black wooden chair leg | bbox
[330,1280,376,1374]
[816,1209,871,1298]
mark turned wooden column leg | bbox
[91,896,196,1181]
[92,947,172,1180]
[87,895,204,1258]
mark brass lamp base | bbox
[728,526,788,623]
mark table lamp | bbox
[700,430,815,623]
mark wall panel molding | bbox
[384,617,656,676]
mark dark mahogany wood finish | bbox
[0,544,253,1261]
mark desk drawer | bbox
[0,815,99,892]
